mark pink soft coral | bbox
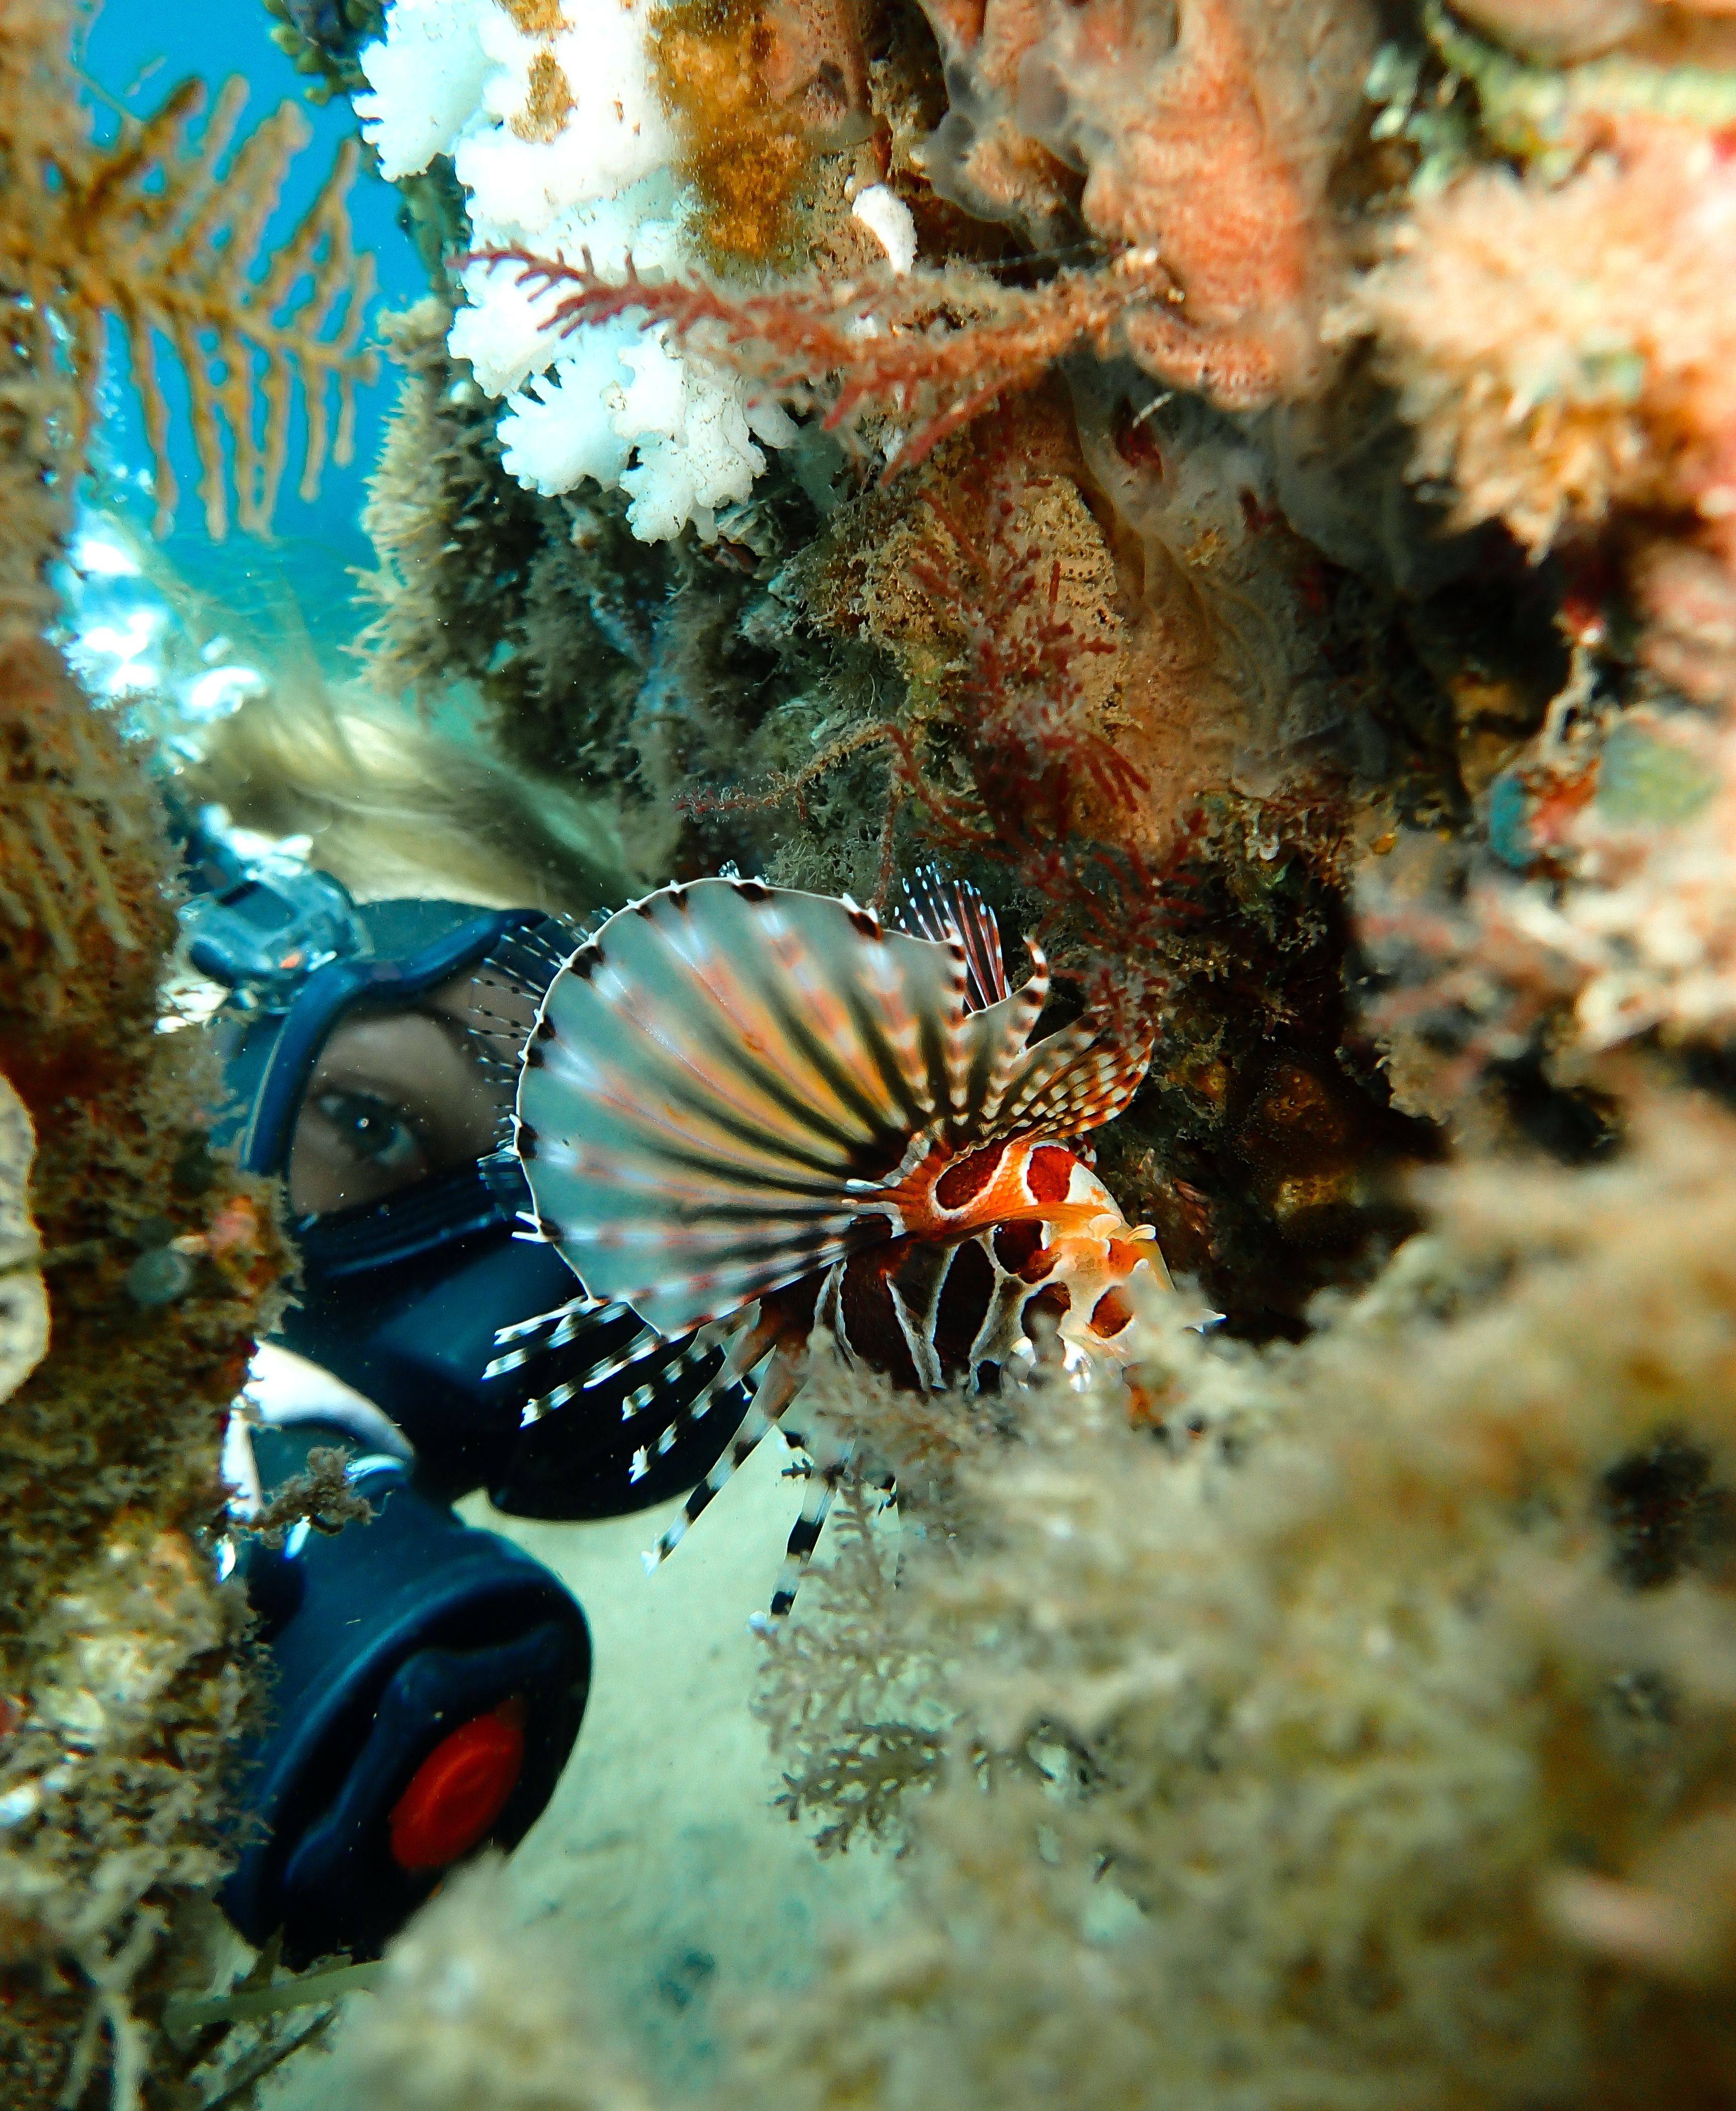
[918,0,1377,407]
[1344,117,1736,563]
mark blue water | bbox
[79,1,425,650]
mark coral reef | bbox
[24,0,1736,2100]
[0,635,290,2106]
[354,296,689,800]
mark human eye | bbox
[287,1003,499,1216]
[305,1089,428,1174]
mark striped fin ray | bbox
[483,1294,611,1379]
[951,941,1051,1136]
[644,1343,809,1569]
[488,1294,728,1435]
[990,1011,1155,1139]
[628,1358,755,1485]
[769,1417,856,1618]
[466,912,601,1078]
[893,863,1009,1013]
[512,1320,753,1508]
[518,879,971,1333]
[934,951,1151,1147]
[887,874,1151,1146]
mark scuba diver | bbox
[182,804,741,1968]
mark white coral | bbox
[353,0,493,184]
[456,3,674,234]
[356,0,784,542]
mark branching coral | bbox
[357,0,815,540]
[753,1485,956,1855]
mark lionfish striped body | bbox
[494,869,1170,1610]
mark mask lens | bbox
[287,974,519,1217]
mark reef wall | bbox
[13,0,1736,2101]
[0,4,363,2097]
[330,0,1736,2104]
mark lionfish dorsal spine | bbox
[893,863,1010,1014]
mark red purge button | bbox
[388,1698,526,1873]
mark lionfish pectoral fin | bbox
[517,879,973,1335]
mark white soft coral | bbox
[355,0,785,542]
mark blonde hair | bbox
[183,684,639,917]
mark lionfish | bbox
[487,869,1171,1612]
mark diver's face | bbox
[287,970,532,1215]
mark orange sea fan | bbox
[0,50,377,538]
